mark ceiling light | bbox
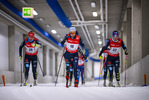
[51,30,57,34]
[60,38,63,41]
[33,10,38,15]
[46,24,50,28]
[45,32,49,37]
[20,0,28,6]
[91,2,96,8]
[97,35,100,38]
[39,17,44,21]
[57,35,60,38]
[94,25,99,29]
[98,41,102,44]
[92,12,98,17]
[96,30,101,34]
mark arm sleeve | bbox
[121,40,127,50]
[104,39,110,49]
[79,37,85,49]
[19,40,25,57]
[36,39,42,47]
[61,35,68,46]
[78,47,84,56]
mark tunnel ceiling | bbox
[2,0,123,56]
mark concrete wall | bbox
[120,54,149,86]
[0,21,9,71]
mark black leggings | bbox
[106,56,120,81]
[64,51,78,82]
[24,54,37,80]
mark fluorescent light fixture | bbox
[94,25,99,29]
[97,35,100,38]
[51,30,57,34]
[20,0,28,6]
[61,38,63,41]
[98,41,102,44]
[96,30,101,34]
[46,24,50,28]
[45,32,49,37]
[57,35,60,38]
[39,17,44,21]
[33,10,38,15]
[91,2,96,8]
[92,12,98,17]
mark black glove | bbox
[125,49,128,55]
[83,54,87,60]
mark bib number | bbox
[110,48,120,54]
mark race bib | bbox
[78,60,84,65]
[109,47,120,54]
[66,42,78,51]
[25,47,38,54]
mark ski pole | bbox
[55,48,65,86]
[37,56,45,77]
[98,55,108,86]
[86,67,93,78]
[98,58,103,86]
[20,61,22,86]
[124,55,127,87]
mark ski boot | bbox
[74,80,78,87]
[82,81,85,85]
[23,82,27,86]
[23,79,27,86]
[116,81,120,87]
[66,81,69,88]
[103,80,106,87]
[109,81,115,87]
[69,81,72,87]
[33,80,37,86]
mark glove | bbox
[19,56,22,61]
[35,44,41,48]
[83,54,87,60]
[125,49,128,55]
[31,43,41,48]
[99,56,103,60]
[31,43,36,47]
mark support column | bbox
[126,8,132,68]
[141,0,149,58]
[55,52,58,76]
[131,0,142,65]
[53,51,56,77]
[84,62,87,82]
[92,61,94,78]
[8,25,15,71]
[50,49,53,76]
[43,45,47,75]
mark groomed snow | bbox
[0,81,149,100]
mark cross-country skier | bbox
[103,31,128,87]
[99,46,110,87]
[61,27,86,87]
[19,31,42,86]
